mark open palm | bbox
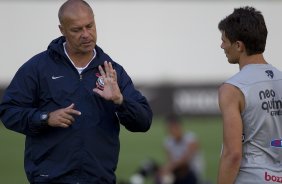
[93,61,123,104]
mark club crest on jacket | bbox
[96,73,104,90]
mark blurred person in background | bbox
[217,6,282,184]
[120,115,207,184]
[158,115,205,184]
[0,0,152,183]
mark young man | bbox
[217,6,282,184]
[0,0,152,183]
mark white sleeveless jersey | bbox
[225,64,282,183]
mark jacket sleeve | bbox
[115,66,153,132]
[0,62,47,136]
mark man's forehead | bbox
[59,1,93,22]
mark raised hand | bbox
[93,61,123,105]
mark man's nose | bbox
[220,43,224,49]
[81,27,90,38]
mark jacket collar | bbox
[47,36,107,68]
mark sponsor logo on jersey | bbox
[271,139,282,148]
[265,172,282,183]
[265,70,274,79]
[259,89,282,116]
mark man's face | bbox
[220,31,240,64]
[168,123,182,141]
[60,8,97,55]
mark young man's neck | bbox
[239,54,267,70]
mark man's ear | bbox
[236,41,245,52]
[59,25,65,36]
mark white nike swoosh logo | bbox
[52,76,64,80]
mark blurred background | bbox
[0,0,281,183]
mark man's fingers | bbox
[61,113,75,123]
[98,65,106,78]
[93,88,102,96]
[112,69,117,81]
[107,62,115,79]
[64,104,81,116]
[59,123,70,128]
[104,61,111,78]
[66,103,75,109]
[66,108,81,116]
[48,105,81,128]
[98,61,115,81]
[56,115,75,128]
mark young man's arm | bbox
[217,83,244,184]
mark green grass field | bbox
[0,117,222,184]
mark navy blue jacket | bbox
[0,37,152,183]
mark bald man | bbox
[0,0,152,183]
